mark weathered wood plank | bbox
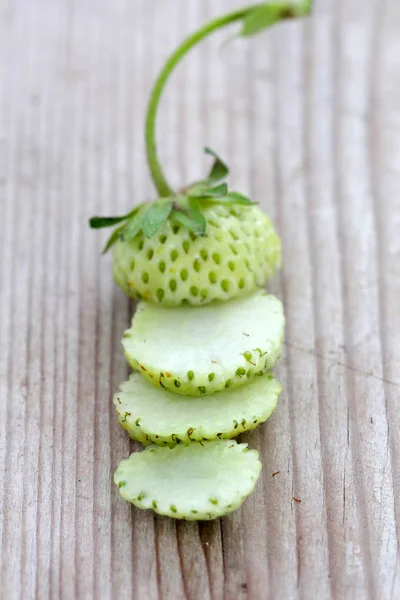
[0,0,399,598]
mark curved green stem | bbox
[145,1,312,197]
[145,7,249,197]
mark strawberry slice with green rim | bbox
[114,371,282,446]
[114,440,261,520]
[122,290,284,396]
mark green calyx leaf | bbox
[171,206,206,237]
[90,216,125,228]
[186,147,230,201]
[204,146,229,183]
[91,143,256,252]
[102,223,125,254]
[187,198,207,235]
[240,1,312,38]
[186,147,256,207]
[140,199,173,238]
[170,196,207,237]
[122,210,145,242]
[102,208,144,253]
[93,199,174,253]
[89,206,139,229]
[209,192,257,206]
[188,182,228,199]
[94,188,256,252]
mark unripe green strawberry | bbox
[112,203,281,306]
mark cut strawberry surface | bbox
[114,440,261,520]
[114,371,281,446]
[122,290,284,396]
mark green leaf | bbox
[218,192,257,206]
[171,210,206,236]
[102,223,125,254]
[188,199,207,236]
[204,147,229,183]
[90,215,126,228]
[189,182,228,199]
[240,1,312,38]
[198,191,257,206]
[89,206,139,229]
[141,199,173,239]
[122,210,144,242]
[171,197,207,236]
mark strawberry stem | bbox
[145,1,312,197]
[145,7,248,197]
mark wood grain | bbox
[0,0,399,598]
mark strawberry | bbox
[90,148,281,305]
[112,201,281,305]
[89,0,313,522]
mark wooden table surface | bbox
[1,0,399,598]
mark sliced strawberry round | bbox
[122,290,284,396]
